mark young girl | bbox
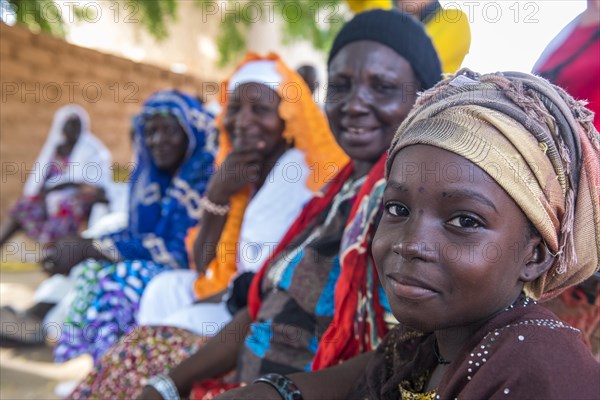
[216,70,600,399]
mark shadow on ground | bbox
[1,247,92,400]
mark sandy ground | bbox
[0,236,92,400]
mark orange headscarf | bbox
[190,52,348,299]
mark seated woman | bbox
[135,53,348,334]
[219,70,600,399]
[0,104,111,246]
[46,90,217,363]
[67,9,442,400]
[0,104,112,345]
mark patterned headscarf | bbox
[116,90,216,268]
[387,69,600,300]
[192,52,349,299]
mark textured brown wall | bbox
[0,22,218,218]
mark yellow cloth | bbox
[191,52,348,300]
[346,2,471,74]
[424,8,471,74]
[346,0,392,13]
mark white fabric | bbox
[33,273,74,304]
[137,270,231,336]
[137,149,313,328]
[35,264,84,328]
[137,269,198,325]
[82,211,129,239]
[137,270,232,335]
[23,104,112,197]
[227,60,282,92]
[159,302,231,336]
[237,148,312,273]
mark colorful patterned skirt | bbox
[54,259,171,363]
[10,190,96,243]
[68,324,246,399]
[69,326,205,399]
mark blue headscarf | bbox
[102,90,216,268]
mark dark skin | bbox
[193,83,287,275]
[141,45,420,400]
[214,145,555,400]
[41,114,191,276]
[56,115,82,156]
[144,114,190,175]
[326,40,418,178]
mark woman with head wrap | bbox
[67,52,349,399]
[221,70,600,399]
[0,105,112,345]
[0,104,111,247]
[67,9,442,400]
[49,90,217,363]
[135,53,347,334]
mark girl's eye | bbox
[385,203,409,217]
[447,216,483,229]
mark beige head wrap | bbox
[387,69,600,300]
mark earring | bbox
[285,135,294,147]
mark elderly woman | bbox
[0,104,111,246]
[221,70,600,399]
[48,90,217,363]
[67,9,442,400]
[135,53,348,334]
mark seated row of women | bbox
[2,8,598,400]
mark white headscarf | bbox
[226,60,282,91]
[23,104,112,196]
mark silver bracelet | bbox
[145,374,180,400]
[200,196,231,216]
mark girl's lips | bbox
[386,273,438,301]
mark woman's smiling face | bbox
[325,40,419,166]
[144,114,189,173]
[223,82,285,155]
[372,145,542,333]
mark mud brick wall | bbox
[0,22,218,218]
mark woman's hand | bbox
[41,236,100,275]
[79,184,109,204]
[213,383,280,399]
[205,140,265,204]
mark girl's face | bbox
[326,40,419,165]
[144,114,189,173]
[372,145,542,333]
[223,82,286,155]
